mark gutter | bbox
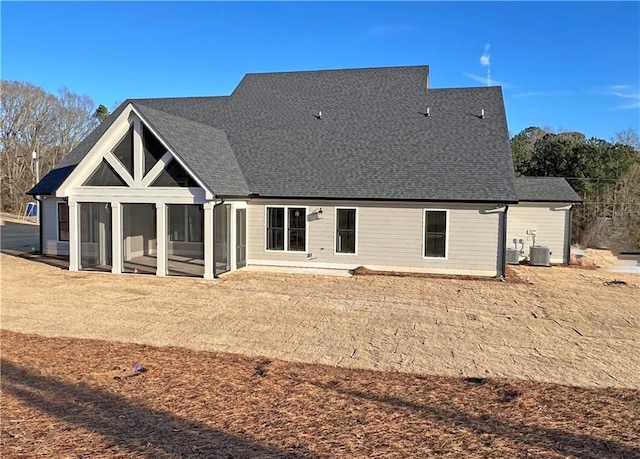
[565,204,574,265]
[245,194,519,205]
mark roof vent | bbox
[481,109,485,119]
[318,110,323,119]
[426,107,430,117]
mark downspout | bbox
[34,196,43,255]
[498,205,509,278]
[565,204,574,265]
[212,198,226,278]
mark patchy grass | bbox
[2,331,638,459]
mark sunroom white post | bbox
[203,202,214,279]
[68,200,80,271]
[111,202,122,274]
[133,118,143,185]
[156,203,167,276]
[230,203,237,271]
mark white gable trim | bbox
[56,103,214,200]
[140,152,173,188]
[132,118,144,185]
[57,106,135,196]
[103,151,135,187]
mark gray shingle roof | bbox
[133,103,249,196]
[27,165,75,195]
[515,177,582,202]
[30,65,521,202]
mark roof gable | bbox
[133,103,250,196]
[32,65,520,202]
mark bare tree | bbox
[50,87,98,168]
[1,80,99,213]
[612,128,640,151]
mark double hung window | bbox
[266,207,306,252]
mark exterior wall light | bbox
[315,208,323,219]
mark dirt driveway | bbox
[1,253,638,389]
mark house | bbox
[509,177,581,264]
[28,65,581,278]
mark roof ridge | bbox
[517,176,566,179]
[426,86,503,92]
[132,95,229,102]
[244,64,429,77]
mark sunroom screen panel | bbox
[83,160,127,186]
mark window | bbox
[83,159,127,186]
[424,210,448,258]
[150,160,198,187]
[266,207,284,250]
[143,125,167,176]
[112,127,134,177]
[168,205,202,242]
[266,206,306,251]
[288,207,306,252]
[58,202,69,241]
[336,208,356,254]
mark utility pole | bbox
[32,150,40,224]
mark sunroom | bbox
[53,103,248,278]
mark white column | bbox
[203,202,214,279]
[229,203,237,271]
[156,203,167,276]
[111,202,122,274]
[133,118,144,186]
[68,200,80,271]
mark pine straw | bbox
[2,331,638,459]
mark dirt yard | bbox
[1,252,638,389]
[2,251,639,458]
[2,330,638,459]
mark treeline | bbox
[511,127,640,250]
[0,80,106,213]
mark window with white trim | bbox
[266,207,284,250]
[266,206,306,252]
[58,202,69,242]
[336,208,356,254]
[424,210,447,258]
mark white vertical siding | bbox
[247,200,502,276]
[41,196,69,256]
[508,203,570,264]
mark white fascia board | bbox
[57,104,136,197]
[130,105,214,201]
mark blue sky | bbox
[2,1,639,140]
